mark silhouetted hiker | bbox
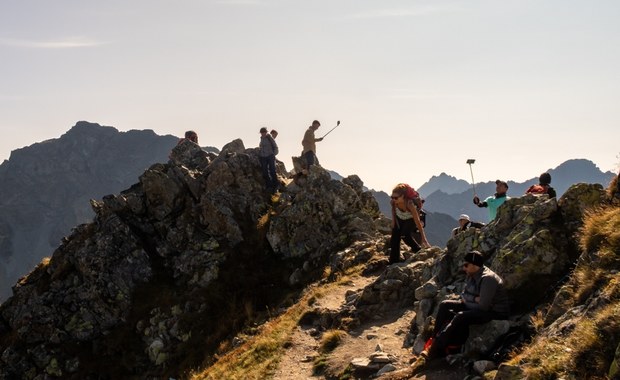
[451,214,485,237]
[525,172,557,198]
[179,130,198,145]
[301,120,323,171]
[389,183,430,264]
[473,180,510,221]
[259,127,279,193]
[413,251,510,368]
[270,129,278,139]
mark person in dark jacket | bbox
[259,127,279,193]
[420,250,510,360]
[525,172,557,198]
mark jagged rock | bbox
[0,138,384,378]
[473,360,497,374]
[376,363,397,376]
[558,183,607,237]
[494,363,525,379]
[463,320,512,357]
[609,341,620,378]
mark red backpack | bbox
[526,184,548,195]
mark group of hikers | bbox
[389,172,556,370]
[177,124,559,370]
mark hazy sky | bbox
[1,0,619,193]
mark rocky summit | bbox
[0,138,385,379]
[0,132,618,379]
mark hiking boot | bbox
[409,355,426,373]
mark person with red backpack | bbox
[389,183,430,264]
[525,172,557,198]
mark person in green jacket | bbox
[473,180,510,221]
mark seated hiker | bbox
[525,172,557,198]
[259,127,279,193]
[420,250,510,361]
[451,214,485,237]
[473,180,510,221]
[389,183,430,264]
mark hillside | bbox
[1,131,618,379]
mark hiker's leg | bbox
[445,309,495,346]
[259,156,270,186]
[390,223,403,263]
[434,300,467,336]
[304,151,315,168]
[267,155,277,190]
[398,219,421,252]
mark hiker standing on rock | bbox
[416,251,510,365]
[259,127,279,193]
[525,172,557,198]
[451,214,485,238]
[301,120,323,170]
[389,183,430,264]
[473,180,510,221]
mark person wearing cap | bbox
[473,180,510,221]
[525,172,557,198]
[301,120,323,170]
[451,214,485,237]
[418,250,510,362]
[259,127,279,193]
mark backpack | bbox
[526,184,548,195]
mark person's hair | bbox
[270,129,278,135]
[312,120,320,126]
[184,130,198,143]
[392,183,422,208]
[259,127,268,133]
[539,172,552,186]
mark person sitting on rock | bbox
[473,180,510,221]
[389,183,430,264]
[525,172,557,198]
[417,251,510,364]
[451,214,485,237]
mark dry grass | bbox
[511,302,620,379]
[580,207,620,255]
[319,329,347,354]
[190,265,365,380]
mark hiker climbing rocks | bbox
[417,251,510,363]
[259,127,279,193]
[473,180,510,221]
[389,183,430,264]
[451,214,485,237]
[525,172,557,198]
[301,120,323,169]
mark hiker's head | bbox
[311,120,321,130]
[463,250,484,274]
[185,130,198,143]
[259,127,268,135]
[539,172,551,186]
[458,214,470,227]
[270,129,278,138]
[495,180,508,194]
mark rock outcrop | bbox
[0,139,384,379]
[0,122,183,301]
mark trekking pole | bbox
[321,120,340,139]
[467,159,476,196]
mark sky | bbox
[1,0,619,193]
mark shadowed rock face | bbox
[0,121,181,301]
[0,139,383,378]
